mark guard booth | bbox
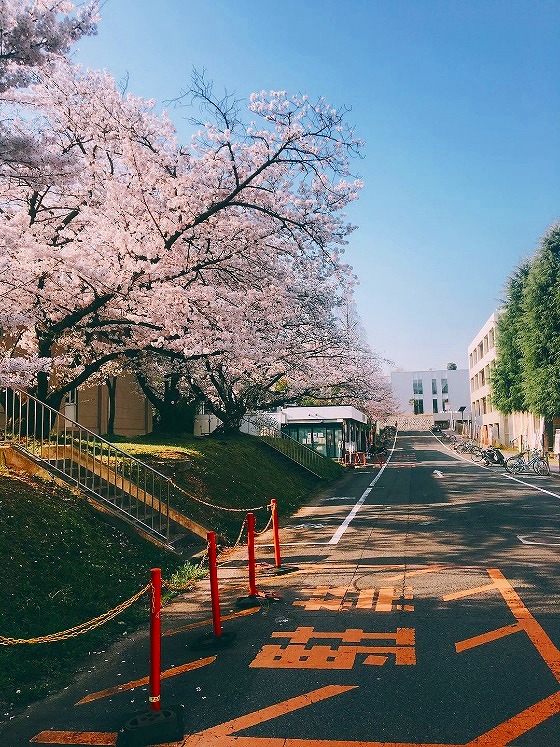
[280,405,368,460]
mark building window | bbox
[489,328,495,348]
[432,378,437,395]
[433,399,438,414]
[441,378,448,394]
[413,397,424,415]
[413,374,423,395]
[481,369,485,386]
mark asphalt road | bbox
[2,430,560,746]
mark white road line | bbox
[502,472,560,500]
[326,431,398,546]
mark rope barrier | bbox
[217,518,247,565]
[0,501,278,646]
[167,477,268,513]
[255,508,274,537]
[162,578,199,592]
[0,584,151,645]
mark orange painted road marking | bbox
[250,628,416,669]
[294,586,353,611]
[30,732,117,745]
[376,586,414,612]
[31,683,560,746]
[193,684,357,739]
[488,568,560,682]
[162,606,260,637]
[356,588,376,609]
[465,688,560,746]
[450,568,560,683]
[377,566,446,584]
[443,582,497,601]
[455,623,522,653]
[294,586,414,612]
[270,627,415,644]
[74,657,216,705]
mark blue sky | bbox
[75,0,560,371]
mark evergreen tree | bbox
[491,260,531,413]
[519,224,560,418]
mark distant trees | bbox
[446,362,457,370]
[492,224,560,419]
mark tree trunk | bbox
[106,376,117,437]
[135,374,195,435]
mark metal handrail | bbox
[0,387,171,541]
[258,429,336,477]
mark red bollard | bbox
[149,568,162,712]
[207,531,222,637]
[271,499,282,568]
[236,511,282,607]
[247,512,258,597]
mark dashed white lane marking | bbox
[327,431,398,546]
[270,432,399,548]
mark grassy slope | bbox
[0,469,186,714]
[0,434,339,715]
[113,433,336,542]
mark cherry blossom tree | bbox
[0,0,98,388]
[0,1,98,91]
[0,1,98,181]
[173,280,391,434]
[0,60,364,424]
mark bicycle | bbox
[471,445,505,466]
[505,449,550,476]
[455,438,478,453]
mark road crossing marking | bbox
[30,566,560,747]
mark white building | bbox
[391,368,471,427]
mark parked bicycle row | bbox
[432,430,551,476]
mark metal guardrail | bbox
[0,388,172,541]
[258,429,340,478]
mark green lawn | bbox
[111,432,335,542]
[0,433,340,717]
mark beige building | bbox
[468,313,508,445]
[468,312,554,451]
[66,375,152,437]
